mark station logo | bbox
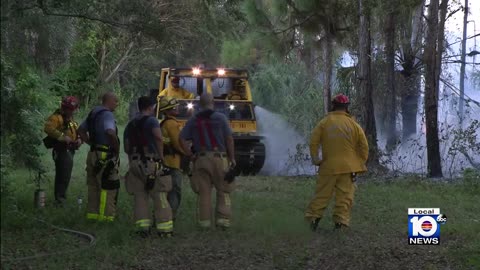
[408,208,447,245]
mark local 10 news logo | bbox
[408,208,447,245]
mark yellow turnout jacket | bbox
[309,111,369,175]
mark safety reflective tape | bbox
[97,215,114,222]
[198,220,211,228]
[100,151,107,160]
[156,221,173,232]
[224,194,231,207]
[86,213,98,220]
[99,189,107,218]
[216,218,230,227]
[136,219,152,228]
[160,193,168,209]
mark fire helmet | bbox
[332,94,350,105]
[61,96,79,110]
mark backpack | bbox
[128,115,151,159]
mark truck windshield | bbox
[165,76,199,97]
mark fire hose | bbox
[0,207,96,263]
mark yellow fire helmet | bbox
[158,96,179,112]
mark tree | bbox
[397,0,425,138]
[459,0,468,125]
[357,0,379,166]
[423,0,448,177]
[384,2,397,151]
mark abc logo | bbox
[410,216,438,237]
[437,214,447,224]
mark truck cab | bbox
[157,67,265,175]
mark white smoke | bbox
[378,80,480,177]
[254,106,316,176]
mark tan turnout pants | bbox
[86,150,120,222]
[190,152,234,228]
[125,156,173,232]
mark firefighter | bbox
[124,96,173,237]
[78,92,120,222]
[159,76,195,99]
[179,93,236,230]
[226,79,247,100]
[43,96,81,206]
[305,94,369,231]
[158,96,185,219]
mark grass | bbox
[1,140,480,269]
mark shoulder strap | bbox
[87,108,109,144]
[196,113,218,150]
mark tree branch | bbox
[273,13,317,34]
[104,39,136,83]
[36,0,134,29]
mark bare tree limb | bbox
[104,40,136,83]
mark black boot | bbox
[135,230,150,238]
[158,231,174,238]
[310,218,321,232]
[334,223,348,230]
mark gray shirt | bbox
[79,106,116,146]
[124,114,161,154]
[180,109,232,152]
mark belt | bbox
[131,155,158,162]
[198,152,227,158]
[90,144,110,152]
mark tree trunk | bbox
[401,75,420,138]
[385,10,397,150]
[401,0,424,138]
[323,34,333,115]
[423,0,444,178]
[357,0,379,166]
[459,0,468,125]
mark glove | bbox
[312,158,322,166]
[224,168,236,183]
[160,165,172,176]
[100,160,120,190]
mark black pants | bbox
[53,148,75,201]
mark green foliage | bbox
[448,120,480,169]
[2,64,59,170]
[50,26,99,101]
[250,60,324,136]
[221,38,256,67]
[0,60,59,192]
